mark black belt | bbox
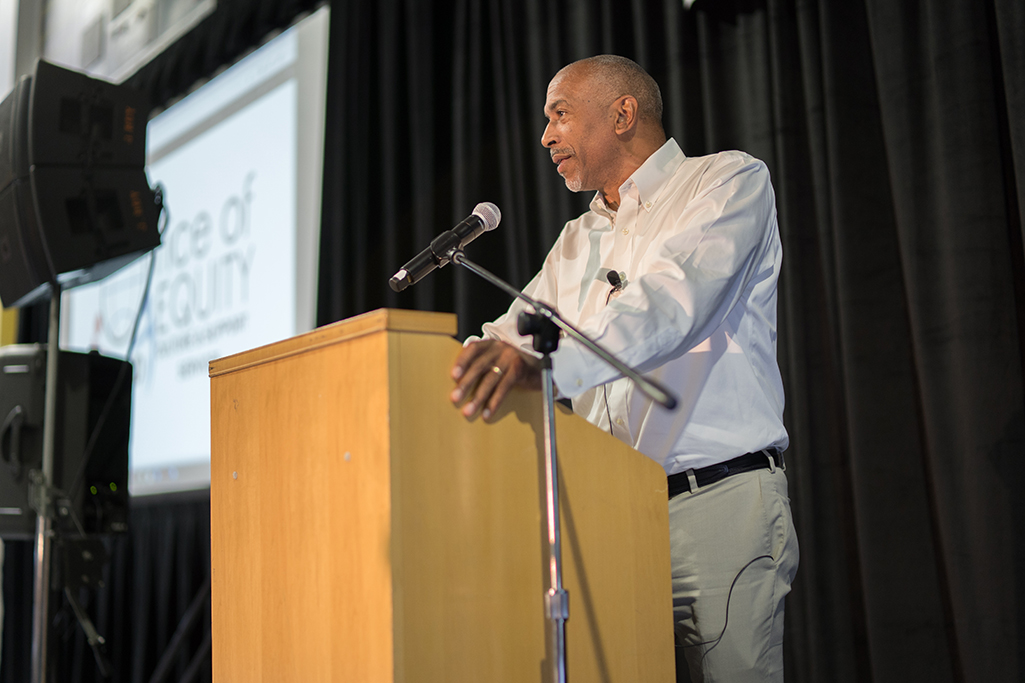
[668,450,784,499]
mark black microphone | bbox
[389,202,502,292]
[606,270,622,291]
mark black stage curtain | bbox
[318,0,1025,681]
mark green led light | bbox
[109,482,117,492]
[90,486,97,495]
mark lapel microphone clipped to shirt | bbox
[607,270,623,299]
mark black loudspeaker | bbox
[0,344,131,539]
[0,59,161,308]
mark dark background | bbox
[4,0,1023,681]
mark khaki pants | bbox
[670,464,799,682]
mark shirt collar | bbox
[589,138,686,221]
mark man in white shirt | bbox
[449,55,799,682]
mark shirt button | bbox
[644,201,652,209]
[576,378,583,387]
[615,418,624,426]
[621,228,629,235]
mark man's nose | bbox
[541,122,556,148]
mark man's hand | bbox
[450,340,542,420]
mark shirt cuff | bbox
[550,336,618,399]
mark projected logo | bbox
[96,262,149,348]
[151,171,256,379]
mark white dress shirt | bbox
[478,138,788,475]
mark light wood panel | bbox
[211,321,396,681]
[210,309,674,682]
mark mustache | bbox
[549,148,572,160]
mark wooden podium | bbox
[209,309,673,682]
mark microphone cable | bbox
[681,553,775,664]
[603,270,622,438]
[61,184,168,536]
[601,265,774,664]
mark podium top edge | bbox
[209,309,458,378]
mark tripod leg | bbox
[64,586,112,677]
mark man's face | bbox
[541,69,618,194]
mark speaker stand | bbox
[30,285,60,683]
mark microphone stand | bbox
[447,248,676,683]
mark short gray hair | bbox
[563,55,663,125]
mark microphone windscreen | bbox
[472,202,501,231]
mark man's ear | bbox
[612,95,639,134]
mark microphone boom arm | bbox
[449,249,678,411]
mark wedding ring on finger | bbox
[491,366,504,377]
